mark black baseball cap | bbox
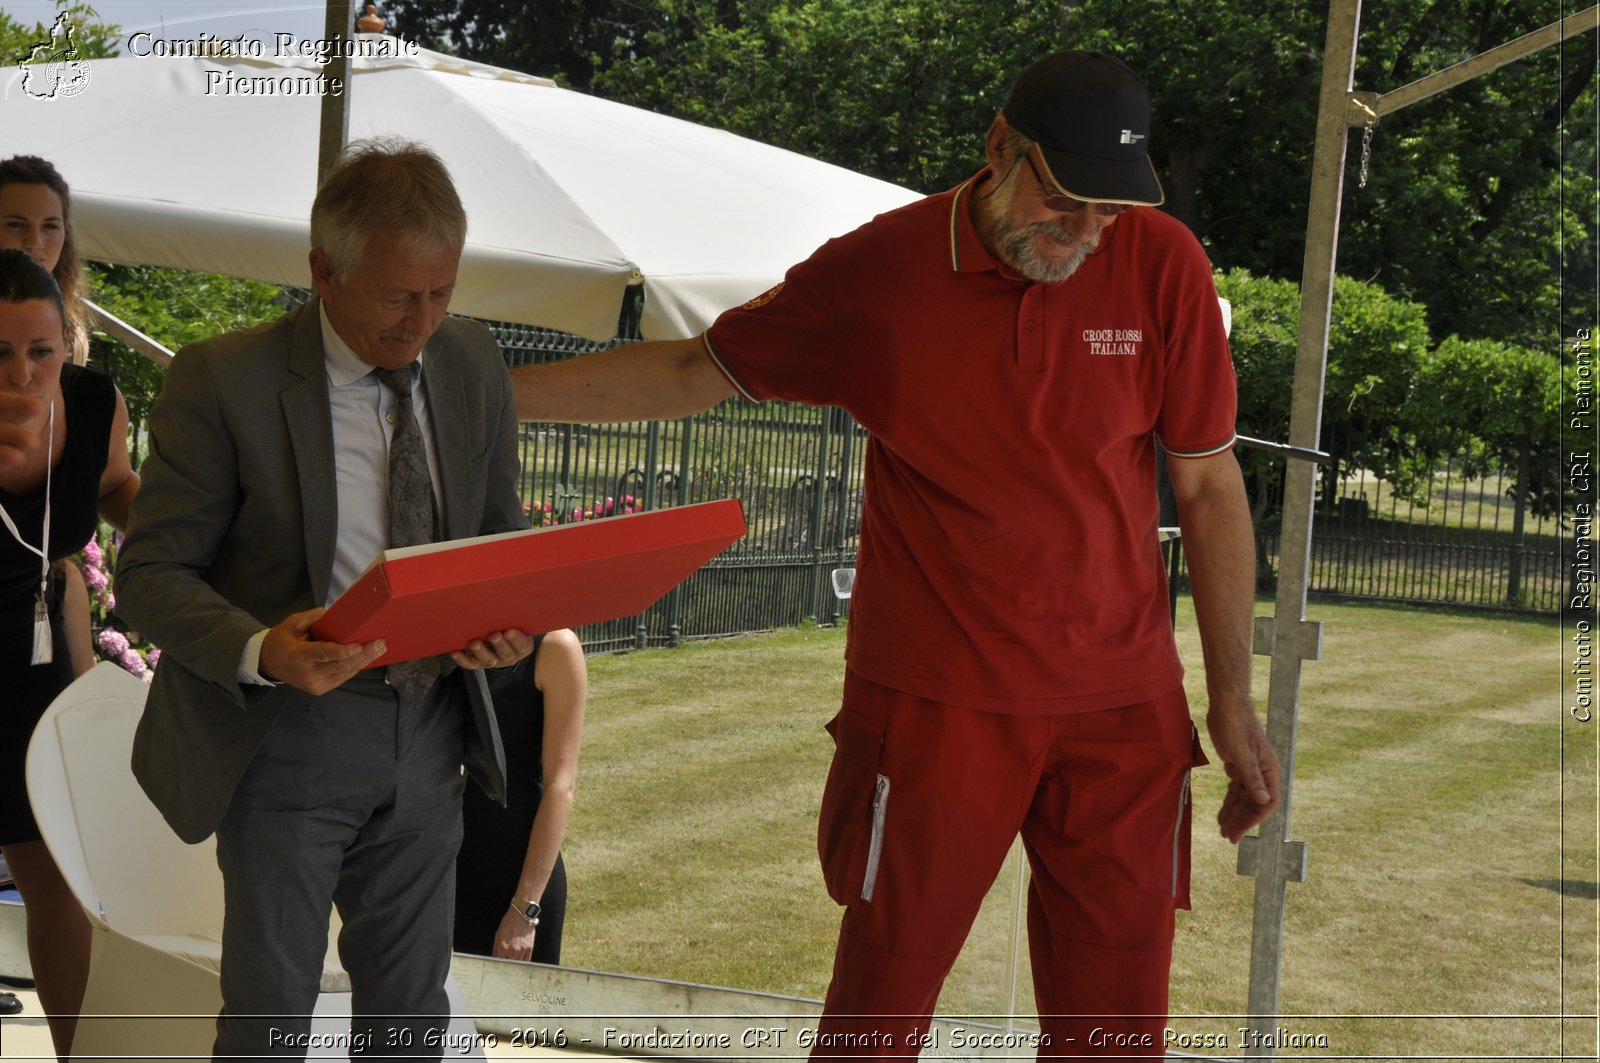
[1001,50,1165,206]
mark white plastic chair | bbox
[26,661,483,1060]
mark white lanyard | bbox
[0,401,55,665]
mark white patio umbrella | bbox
[1,37,921,340]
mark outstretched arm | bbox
[1167,449,1280,843]
[510,336,735,424]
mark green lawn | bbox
[555,599,1594,1059]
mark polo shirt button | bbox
[386,413,397,425]
[1023,320,1037,331]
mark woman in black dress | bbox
[455,628,587,964]
[0,242,138,1060]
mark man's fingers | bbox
[1235,766,1272,804]
[315,638,383,665]
[309,640,386,687]
[1218,749,1282,843]
[353,639,387,667]
[281,606,327,634]
[1221,759,1267,802]
[262,614,386,693]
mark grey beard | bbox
[999,222,1092,283]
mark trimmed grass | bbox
[556,600,1594,1058]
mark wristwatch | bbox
[510,895,541,927]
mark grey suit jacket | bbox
[117,299,526,844]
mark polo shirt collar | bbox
[948,168,1005,275]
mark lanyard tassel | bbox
[31,588,53,666]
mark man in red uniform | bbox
[510,50,1279,1059]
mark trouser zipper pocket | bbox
[1172,768,1191,898]
[862,773,890,901]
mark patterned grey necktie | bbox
[374,365,441,705]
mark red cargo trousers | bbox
[811,671,1205,1061]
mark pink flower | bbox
[84,539,103,566]
[103,590,115,610]
[145,647,161,669]
[119,648,147,677]
[604,497,615,512]
[85,567,108,593]
[542,502,553,512]
[97,628,129,656]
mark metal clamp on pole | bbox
[1237,835,1310,884]
[1252,616,1325,660]
[1345,91,1380,128]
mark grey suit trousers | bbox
[211,674,465,1061]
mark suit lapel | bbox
[282,300,338,605]
[424,339,471,542]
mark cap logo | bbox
[1119,130,1146,145]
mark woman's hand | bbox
[492,908,538,962]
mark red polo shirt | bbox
[704,174,1236,714]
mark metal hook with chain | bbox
[1350,94,1379,189]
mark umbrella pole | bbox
[317,1,354,184]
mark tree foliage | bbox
[382,0,1063,191]
[87,266,286,454]
[588,0,1064,192]
[1335,2,1595,347]
[1221,263,1565,529]
[1407,335,1564,514]
[378,0,666,88]
[1219,267,1431,523]
[1058,0,1593,349]
[1,2,121,61]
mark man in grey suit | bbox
[115,138,532,1060]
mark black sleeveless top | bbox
[0,364,115,628]
[464,633,549,827]
[454,636,550,943]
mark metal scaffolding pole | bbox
[1240,2,1598,1055]
[1237,0,1356,1045]
[316,1,354,185]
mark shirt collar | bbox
[319,301,427,387]
[948,168,1004,275]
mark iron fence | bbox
[1250,449,1566,613]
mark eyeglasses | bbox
[1022,149,1135,218]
